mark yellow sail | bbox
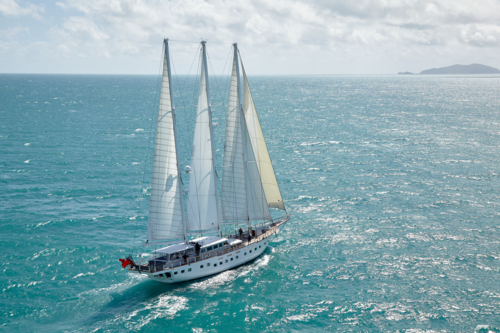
[242,67,285,211]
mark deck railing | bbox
[130,215,290,273]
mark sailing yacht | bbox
[122,39,289,283]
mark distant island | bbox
[398,64,500,75]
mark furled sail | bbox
[187,43,221,233]
[242,66,286,211]
[221,56,248,222]
[148,40,185,241]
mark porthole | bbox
[181,270,185,273]
[188,268,192,272]
[236,256,238,259]
[200,265,204,268]
[225,260,228,263]
[220,262,222,265]
[214,264,217,267]
[174,271,178,275]
[207,263,210,267]
[250,250,252,253]
[231,258,233,261]
[244,252,247,255]
[166,272,171,278]
[259,246,261,248]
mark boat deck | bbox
[129,216,289,274]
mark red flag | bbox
[119,258,132,268]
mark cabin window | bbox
[220,262,222,265]
[214,264,217,267]
[207,263,210,267]
[259,246,261,248]
[188,268,191,272]
[250,250,252,253]
[244,252,247,255]
[154,275,158,278]
[207,246,213,251]
[174,271,178,275]
[231,258,233,261]
[236,256,238,259]
[181,270,185,273]
[225,260,228,263]
[166,272,171,278]
[214,244,219,249]
[201,248,206,253]
[200,265,204,268]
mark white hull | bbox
[129,217,289,284]
[143,237,269,283]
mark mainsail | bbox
[148,39,186,242]
[186,41,221,233]
[242,64,286,211]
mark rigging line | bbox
[133,38,165,255]
[168,39,233,45]
[206,45,232,176]
[170,44,201,167]
[181,45,203,174]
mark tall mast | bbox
[201,41,222,237]
[233,43,252,231]
[165,38,187,243]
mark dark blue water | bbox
[2,73,500,332]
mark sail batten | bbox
[147,39,186,242]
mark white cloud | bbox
[2,0,500,73]
[0,26,29,39]
[0,0,43,18]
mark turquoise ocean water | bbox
[2,73,500,332]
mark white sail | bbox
[221,57,248,222]
[148,41,185,241]
[187,44,220,233]
[242,67,286,211]
[243,118,272,221]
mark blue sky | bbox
[1,0,500,74]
